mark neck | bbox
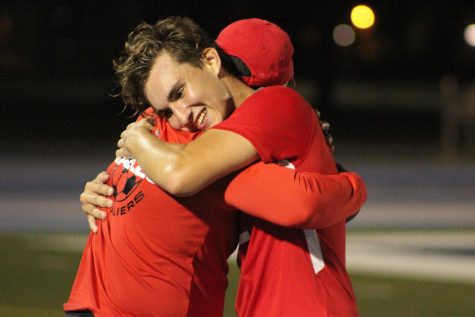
[221,74,255,109]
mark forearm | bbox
[126,132,194,195]
[127,129,258,196]
[224,162,367,229]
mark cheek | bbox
[167,117,182,130]
[214,93,232,120]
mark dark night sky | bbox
[1,1,474,80]
[0,0,474,151]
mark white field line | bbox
[24,231,475,284]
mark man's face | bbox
[144,50,233,131]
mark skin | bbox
[80,46,359,231]
[82,47,258,230]
[80,172,112,232]
[116,47,260,196]
[77,24,364,316]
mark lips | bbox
[194,108,208,130]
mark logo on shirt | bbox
[110,157,155,201]
[108,158,155,216]
[110,162,142,202]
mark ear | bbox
[202,47,222,76]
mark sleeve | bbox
[212,86,317,163]
[224,162,367,229]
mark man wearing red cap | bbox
[74,17,365,316]
[216,18,360,316]
[216,18,295,87]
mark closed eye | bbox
[155,108,173,119]
[175,87,184,100]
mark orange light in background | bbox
[333,24,356,47]
[351,5,375,29]
[464,24,475,47]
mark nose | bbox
[172,102,193,129]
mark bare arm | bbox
[225,162,367,229]
[117,119,259,196]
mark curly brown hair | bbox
[113,16,236,115]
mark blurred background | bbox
[0,0,474,316]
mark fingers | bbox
[81,199,108,233]
[117,128,132,155]
[80,198,108,220]
[81,201,106,233]
[85,176,113,196]
[320,121,330,132]
[116,120,154,157]
[116,138,132,158]
[326,134,334,148]
[117,137,124,149]
[80,191,112,210]
[117,125,131,149]
[80,172,114,232]
[318,120,334,152]
[86,205,107,220]
[116,147,132,158]
[120,128,128,140]
[87,215,98,233]
[94,171,110,183]
[138,118,153,129]
[118,128,128,149]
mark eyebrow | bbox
[152,79,183,113]
[167,80,184,103]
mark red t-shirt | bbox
[214,86,359,317]
[65,99,364,316]
[64,116,238,317]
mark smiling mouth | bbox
[195,108,207,128]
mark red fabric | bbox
[214,86,315,166]
[139,108,200,144]
[65,96,363,316]
[64,116,237,317]
[225,162,367,229]
[216,18,294,87]
[215,86,360,317]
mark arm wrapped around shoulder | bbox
[224,162,367,229]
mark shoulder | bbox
[244,86,315,127]
[251,86,306,104]
[232,86,313,122]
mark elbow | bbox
[295,208,320,229]
[348,172,368,207]
[283,198,320,228]
[162,179,189,197]
[161,172,195,197]
[158,163,200,197]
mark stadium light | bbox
[464,24,475,47]
[333,24,356,47]
[351,4,375,29]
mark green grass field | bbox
[1,233,474,317]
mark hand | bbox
[320,120,334,152]
[314,109,335,152]
[116,119,154,158]
[335,163,361,223]
[79,171,114,232]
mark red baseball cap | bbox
[216,18,294,87]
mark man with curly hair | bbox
[66,17,365,317]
